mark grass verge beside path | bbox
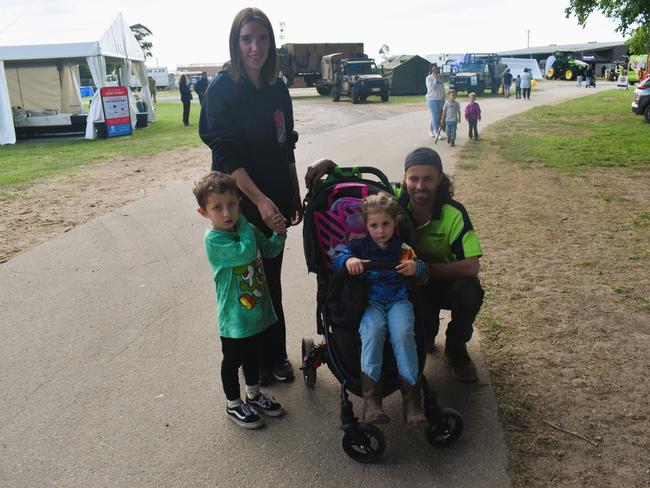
[0,102,201,199]
[455,89,649,487]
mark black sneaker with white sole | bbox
[272,359,294,383]
[226,402,264,429]
[246,393,284,417]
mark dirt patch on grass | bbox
[456,140,650,487]
[0,146,208,263]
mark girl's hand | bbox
[258,197,287,233]
[345,258,367,276]
[396,260,417,276]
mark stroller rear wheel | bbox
[426,408,464,448]
[342,423,386,463]
[301,337,317,388]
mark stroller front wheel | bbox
[342,423,386,463]
[426,408,464,448]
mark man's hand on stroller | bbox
[305,159,336,189]
[345,257,370,275]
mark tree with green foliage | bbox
[565,0,650,53]
[130,23,154,59]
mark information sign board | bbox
[100,86,132,137]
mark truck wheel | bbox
[316,86,331,96]
[380,91,389,102]
[331,88,340,102]
[644,105,650,123]
[351,87,359,104]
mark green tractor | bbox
[544,52,589,81]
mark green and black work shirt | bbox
[394,185,483,263]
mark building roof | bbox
[499,41,625,57]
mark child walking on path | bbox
[441,90,461,147]
[334,193,428,427]
[194,172,286,429]
[465,92,482,140]
[515,74,522,99]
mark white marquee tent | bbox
[0,13,155,145]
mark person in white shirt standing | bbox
[425,65,446,138]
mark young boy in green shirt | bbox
[193,172,287,429]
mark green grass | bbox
[487,89,649,169]
[0,102,202,195]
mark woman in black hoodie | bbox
[199,7,302,385]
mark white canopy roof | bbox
[0,13,145,63]
[0,13,153,145]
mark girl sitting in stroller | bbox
[333,193,429,426]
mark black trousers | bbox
[522,88,531,99]
[412,277,484,345]
[468,119,479,139]
[182,100,190,124]
[258,252,288,371]
[515,86,521,98]
[220,332,261,401]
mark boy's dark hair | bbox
[193,171,238,209]
[361,192,403,224]
[228,8,278,85]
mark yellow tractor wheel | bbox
[564,68,574,80]
[546,67,555,79]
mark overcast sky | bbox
[1,0,624,69]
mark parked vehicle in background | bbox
[278,42,363,91]
[631,76,650,122]
[319,52,390,103]
[105,74,119,87]
[545,52,590,81]
[626,54,650,85]
[146,67,171,89]
[448,53,506,95]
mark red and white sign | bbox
[100,86,132,137]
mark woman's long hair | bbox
[228,7,278,85]
[179,74,187,85]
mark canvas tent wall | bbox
[380,55,431,95]
[0,12,155,145]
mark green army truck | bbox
[319,52,390,103]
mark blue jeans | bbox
[359,299,418,385]
[427,99,443,133]
[445,121,457,144]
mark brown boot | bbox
[398,376,428,426]
[360,374,390,425]
[444,339,478,383]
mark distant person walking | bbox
[520,68,533,100]
[601,64,606,79]
[515,74,522,99]
[464,92,481,140]
[425,65,446,138]
[194,72,209,105]
[441,90,461,147]
[179,74,193,126]
[148,76,157,104]
[501,68,513,98]
[577,74,583,88]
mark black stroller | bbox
[301,166,463,463]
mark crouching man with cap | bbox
[305,147,484,383]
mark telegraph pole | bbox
[527,29,530,48]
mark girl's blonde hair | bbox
[361,192,403,224]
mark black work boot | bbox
[444,339,478,383]
[360,374,390,425]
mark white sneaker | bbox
[429,130,434,137]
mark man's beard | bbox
[410,189,434,206]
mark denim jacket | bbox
[333,235,426,304]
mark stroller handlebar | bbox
[327,166,393,193]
